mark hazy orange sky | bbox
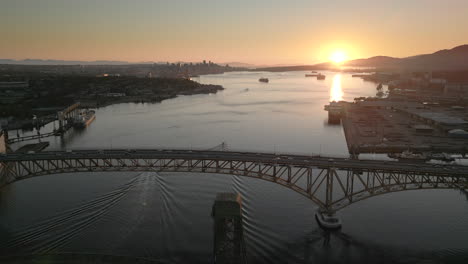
[1,0,468,64]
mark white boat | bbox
[315,208,342,229]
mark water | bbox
[2,71,468,263]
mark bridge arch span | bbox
[1,150,467,212]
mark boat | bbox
[259,77,269,83]
[74,109,96,128]
[305,74,318,77]
[317,74,326,80]
[315,208,341,229]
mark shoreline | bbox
[2,83,224,130]
[80,84,223,108]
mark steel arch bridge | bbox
[1,149,467,212]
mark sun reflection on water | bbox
[330,74,343,102]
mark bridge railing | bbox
[55,145,351,159]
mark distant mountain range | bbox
[345,44,468,70]
[0,59,256,67]
[0,59,139,65]
[3,45,468,70]
[256,44,468,72]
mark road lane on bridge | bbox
[1,149,467,177]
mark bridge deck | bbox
[1,149,467,177]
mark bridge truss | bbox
[1,150,467,212]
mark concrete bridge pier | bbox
[0,130,18,187]
[0,162,17,188]
[212,193,246,264]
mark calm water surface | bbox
[1,71,467,263]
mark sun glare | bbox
[330,74,343,102]
[329,51,347,64]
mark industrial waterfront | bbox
[1,71,468,263]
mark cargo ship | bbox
[74,109,96,128]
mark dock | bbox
[324,101,347,124]
[337,100,468,155]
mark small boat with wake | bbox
[315,208,342,229]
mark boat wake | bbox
[0,176,140,256]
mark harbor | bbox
[325,99,468,158]
[4,103,97,147]
[1,71,467,263]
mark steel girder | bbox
[1,158,467,212]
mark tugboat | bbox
[317,73,326,80]
[259,77,269,83]
[315,208,342,229]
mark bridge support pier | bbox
[212,193,246,264]
[0,161,17,188]
[315,168,343,230]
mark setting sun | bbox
[329,51,348,64]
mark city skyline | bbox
[2,0,468,64]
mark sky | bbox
[1,0,468,65]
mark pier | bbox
[326,100,468,155]
[324,101,347,124]
[212,193,246,264]
[7,102,84,144]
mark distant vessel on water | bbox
[259,77,269,83]
[74,109,96,128]
[315,208,342,229]
[317,73,326,80]
[305,74,318,77]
